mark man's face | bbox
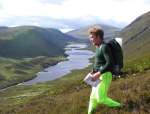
[89,34,102,46]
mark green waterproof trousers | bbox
[88,72,121,114]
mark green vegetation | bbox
[120,11,150,59]
[0,56,66,89]
[0,26,75,58]
[0,56,150,114]
[124,55,150,73]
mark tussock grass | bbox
[0,62,150,114]
[124,55,150,73]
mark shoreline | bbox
[0,55,68,90]
[0,42,92,90]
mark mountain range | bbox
[0,11,149,61]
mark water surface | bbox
[23,43,94,85]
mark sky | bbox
[0,0,149,32]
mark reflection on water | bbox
[23,43,94,85]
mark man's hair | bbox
[88,26,104,40]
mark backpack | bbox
[107,38,123,76]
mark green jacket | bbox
[93,42,114,74]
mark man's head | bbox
[88,26,104,47]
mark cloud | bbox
[35,0,66,5]
[0,0,149,31]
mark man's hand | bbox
[91,72,101,81]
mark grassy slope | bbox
[0,54,150,114]
[0,26,74,58]
[120,11,150,60]
[0,56,66,89]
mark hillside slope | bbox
[0,26,75,58]
[119,11,150,59]
[0,66,150,114]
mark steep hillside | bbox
[0,65,150,114]
[0,26,75,58]
[119,11,150,59]
[67,24,121,42]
